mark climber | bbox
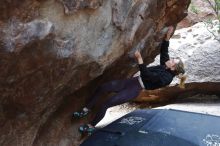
[72,26,187,135]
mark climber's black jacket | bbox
[139,40,175,90]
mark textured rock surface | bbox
[136,20,220,102]
[178,0,216,28]
[59,0,103,14]
[0,0,190,146]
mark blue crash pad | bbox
[81,109,220,146]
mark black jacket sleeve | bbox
[160,40,170,65]
[138,64,160,82]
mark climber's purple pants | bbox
[86,77,142,126]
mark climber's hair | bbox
[174,57,187,89]
[177,74,187,89]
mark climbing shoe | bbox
[78,124,96,135]
[73,108,89,119]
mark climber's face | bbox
[165,58,180,71]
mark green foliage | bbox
[188,0,220,40]
[203,0,220,41]
[190,4,199,14]
[204,0,220,19]
[218,25,220,33]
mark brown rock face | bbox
[136,83,220,103]
[0,0,190,146]
[59,0,103,14]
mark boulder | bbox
[0,0,190,146]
